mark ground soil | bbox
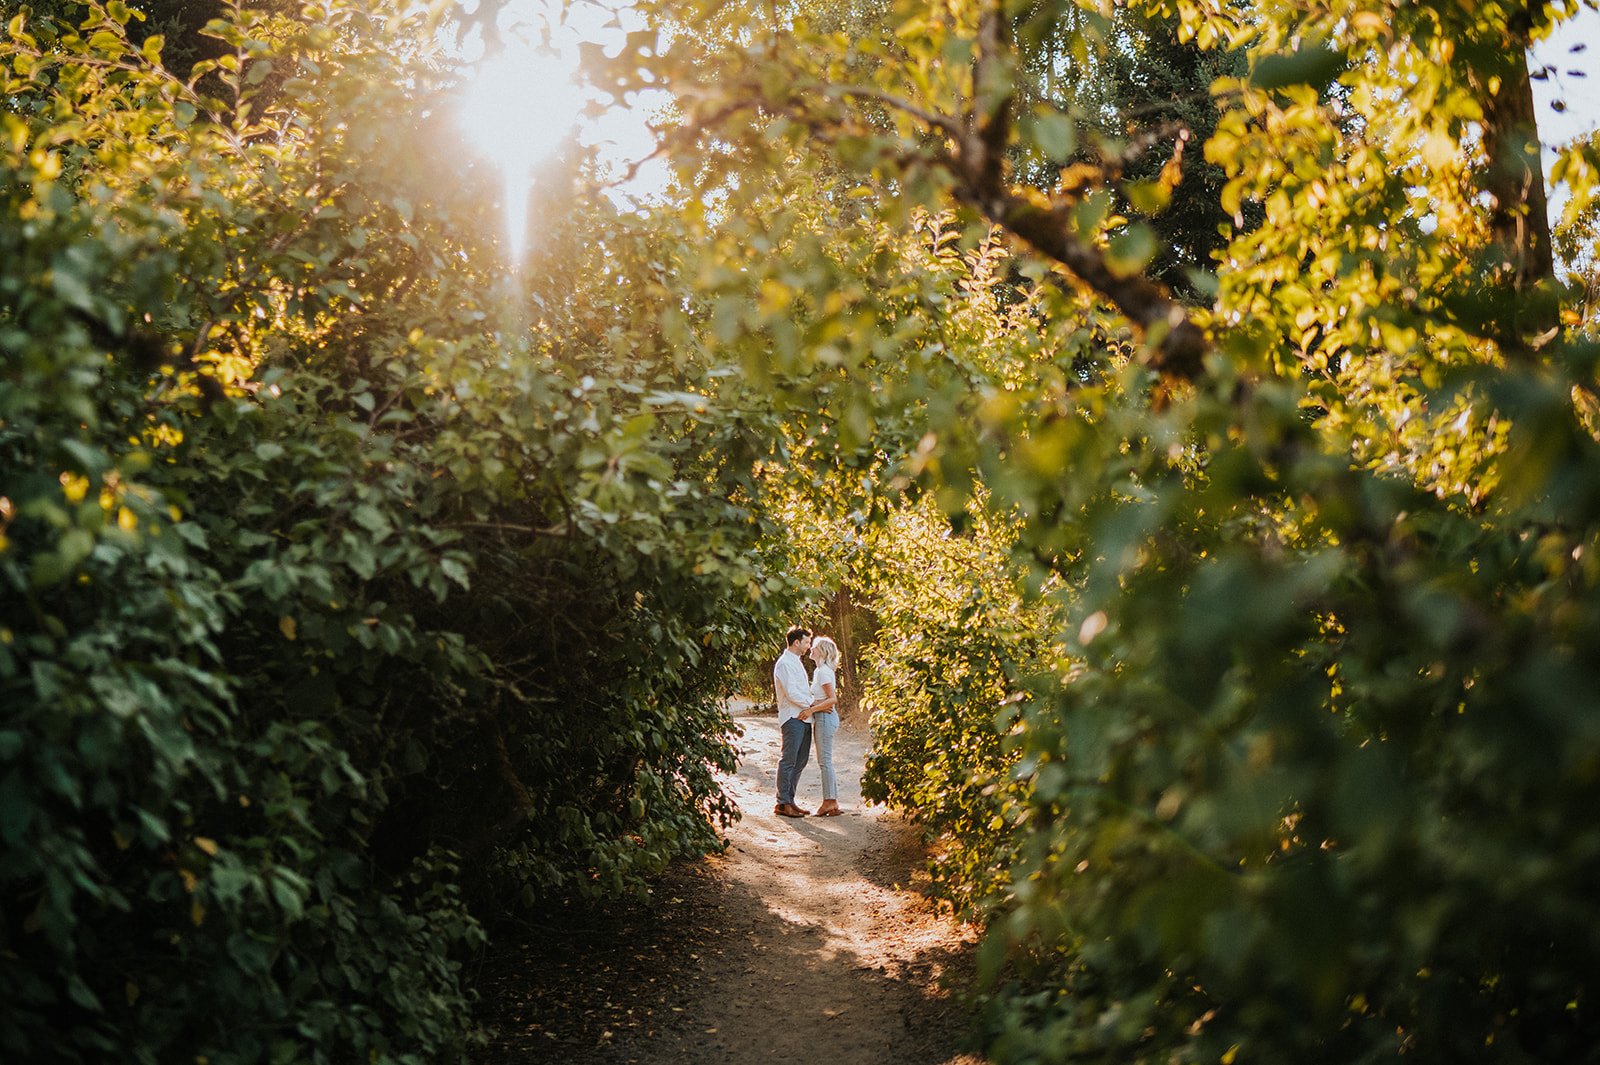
[473,702,987,1065]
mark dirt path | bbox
[475,705,986,1065]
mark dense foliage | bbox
[609,0,1600,1061]
[851,494,1049,917]
[1,2,789,1061]
[9,0,1600,1061]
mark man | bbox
[771,626,815,818]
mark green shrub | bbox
[856,497,1049,918]
[0,3,783,1060]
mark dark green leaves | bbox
[1249,43,1344,90]
[1,3,780,1061]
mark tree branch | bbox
[449,520,570,538]
[983,190,1208,379]
[825,86,962,137]
[944,0,1208,380]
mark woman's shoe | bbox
[816,800,842,817]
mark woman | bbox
[804,635,843,816]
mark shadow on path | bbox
[474,708,985,1065]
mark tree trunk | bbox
[1477,28,1559,352]
[823,585,875,720]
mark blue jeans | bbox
[776,717,812,805]
[811,711,839,800]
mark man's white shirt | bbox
[772,648,813,725]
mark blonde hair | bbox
[811,635,840,669]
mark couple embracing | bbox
[771,626,843,818]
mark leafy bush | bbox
[855,497,1048,918]
[612,0,1600,1059]
[1,3,783,1061]
[975,374,1600,1062]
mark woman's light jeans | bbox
[811,711,840,801]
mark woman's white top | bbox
[810,663,838,713]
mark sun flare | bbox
[457,46,583,260]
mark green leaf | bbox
[50,266,99,315]
[1074,189,1113,235]
[1029,108,1077,161]
[66,975,102,1011]
[351,504,391,537]
[439,557,470,590]
[60,438,107,474]
[270,876,304,918]
[1105,225,1157,278]
[1249,44,1343,91]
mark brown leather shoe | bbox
[774,803,807,818]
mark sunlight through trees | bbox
[4,0,1600,1061]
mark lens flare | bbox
[457,47,581,261]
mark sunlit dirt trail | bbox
[476,703,987,1065]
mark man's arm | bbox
[775,657,812,712]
